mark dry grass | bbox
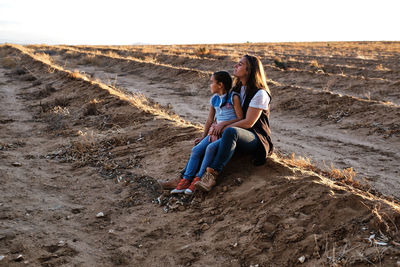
[79,54,104,66]
[69,69,90,81]
[51,105,70,116]
[54,96,70,107]
[286,153,318,172]
[57,134,139,178]
[323,77,336,91]
[328,164,357,184]
[64,50,81,59]
[283,153,364,189]
[195,46,215,57]
[1,56,17,69]
[144,55,158,63]
[375,64,391,71]
[36,84,56,98]
[106,51,119,58]
[0,46,11,58]
[273,56,287,70]
[34,52,54,65]
[84,99,101,116]
[309,59,324,73]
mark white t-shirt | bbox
[240,86,270,110]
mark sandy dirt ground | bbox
[1,43,400,266]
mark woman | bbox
[158,55,273,191]
[195,54,273,191]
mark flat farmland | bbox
[1,42,400,266]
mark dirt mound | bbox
[1,44,400,266]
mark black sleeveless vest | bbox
[242,88,274,164]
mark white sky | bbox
[0,0,399,45]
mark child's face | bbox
[233,57,249,79]
[210,75,223,94]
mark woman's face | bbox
[233,57,249,79]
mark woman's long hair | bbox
[232,55,271,98]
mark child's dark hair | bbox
[213,71,232,107]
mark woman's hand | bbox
[211,122,225,136]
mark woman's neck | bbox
[240,78,247,86]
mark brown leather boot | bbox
[195,168,218,192]
[157,177,181,190]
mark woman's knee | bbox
[222,127,239,140]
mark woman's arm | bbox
[211,95,243,135]
[226,107,263,129]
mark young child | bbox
[171,71,243,194]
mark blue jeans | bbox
[183,137,221,180]
[209,127,262,173]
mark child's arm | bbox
[195,105,215,144]
[211,95,243,135]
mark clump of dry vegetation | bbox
[36,84,56,98]
[309,59,325,73]
[64,50,81,59]
[79,54,104,66]
[44,106,71,132]
[286,152,318,172]
[143,55,158,63]
[195,46,215,57]
[328,164,357,184]
[39,95,70,113]
[375,64,390,71]
[273,56,287,70]
[283,153,367,191]
[84,99,101,116]
[34,52,54,65]
[1,56,17,69]
[54,96,70,107]
[54,134,141,178]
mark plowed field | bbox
[1,42,400,266]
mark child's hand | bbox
[194,137,203,145]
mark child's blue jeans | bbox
[183,137,220,180]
